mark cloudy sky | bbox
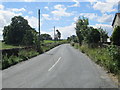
[0,0,120,40]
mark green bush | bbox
[106,45,120,74]
[2,55,21,69]
[74,44,120,75]
[2,55,10,69]
[2,49,39,69]
[18,49,39,60]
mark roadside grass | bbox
[2,49,39,69]
[73,43,120,76]
[43,40,68,44]
[2,40,68,69]
[43,40,55,44]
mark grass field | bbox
[1,40,68,50]
[0,42,22,50]
[43,40,67,44]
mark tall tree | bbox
[75,16,89,45]
[56,30,61,40]
[86,29,100,44]
[3,16,35,45]
[98,28,108,43]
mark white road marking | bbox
[48,57,61,71]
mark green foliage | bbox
[18,49,39,60]
[3,16,36,46]
[86,29,100,44]
[2,49,39,69]
[73,44,120,75]
[2,40,67,69]
[111,26,120,46]
[56,30,61,40]
[98,28,108,43]
[76,30,83,45]
[75,16,108,47]
[2,55,22,69]
[75,17,88,45]
[67,35,78,43]
[40,34,52,41]
[0,42,22,49]
[43,40,54,44]
[107,45,120,72]
[42,40,68,52]
[22,30,34,46]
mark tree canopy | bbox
[3,16,35,46]
[75,16,107,47]
[56,30,61,40]
[40,34,52,41]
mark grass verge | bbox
[72,43,120,85]
[2,40,68,70]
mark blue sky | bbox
[0,0,119,40]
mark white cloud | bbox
[79,13,98,20]
[73,16,78,22]
[57,23,76,39]
[41,23,76,39]
[9,8,26,12]
[42,14,52,20]
[51,4,73,17]
[68,0,80,7]
[78,13,114,23]
[24,16,40,29]
[0,9,22,40]
[97,14,113,23]
[44,6,49,10]
[28,11,33,14]
[93,1,117,13]
[23,0,35,2]
[0,5,4,10]
[90,24,113,36]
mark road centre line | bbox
[48,57,61,71]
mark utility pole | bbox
[54,26,55,41]
[37,9,41,53]
[38,9,40,42]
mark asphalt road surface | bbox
[2,44,118,88]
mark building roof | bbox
[112,13,120,26]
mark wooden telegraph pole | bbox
[38,9,40,43]
[38,9,41,53]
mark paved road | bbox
[2,44,118,88]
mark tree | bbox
[3,16,35,45]
[98,28,108,43]
[111,26,120,46]
[67,35,78,43]
[40,34,52,41]
[87,29,100,44]
[76,30,83,45]
[56,30,61,40]
[22,30,34,45]
[75,16,89,45]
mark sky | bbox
[0,0,120,40]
